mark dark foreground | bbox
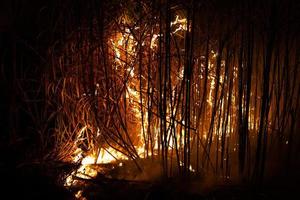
[1,161,299,200]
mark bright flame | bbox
[64,11,259,190]
[171,15,188,34]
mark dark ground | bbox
[1,157,299,200]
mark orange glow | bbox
[64,12,259,188]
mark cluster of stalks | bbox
[44,0,299,183]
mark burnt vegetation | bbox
[0,0,300,199]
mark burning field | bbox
[1,0,300,199]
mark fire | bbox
[75,190,86,200]
[65,14,191,187]
[63,9,261,188]
[171,15,188,34]
[65,146,130,186]
[97,147,128,163]
[67,13,226,185]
